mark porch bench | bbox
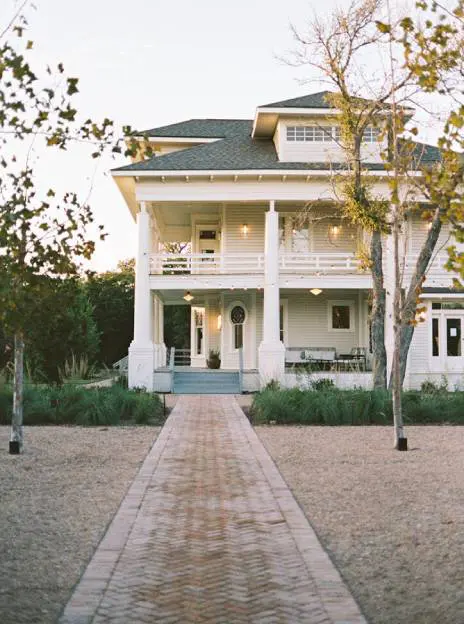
[285,347,336,370]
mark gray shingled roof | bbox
[113,130,441,174]
[114,134,387,173]
[136,119,252,138]
[260,91,336,109]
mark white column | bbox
[128,202,155,390]
[258,200,285,383]
[159,300,167,367]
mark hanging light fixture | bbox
[310,288,323,296]
[183,291,194,302]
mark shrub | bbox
[206,349,221,369]
[420,377,448,395]
[0,384,164,426]
[59,353,97,383]
[311,378,335,391]
[250,387,464,426]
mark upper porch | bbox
[145,199,454,289]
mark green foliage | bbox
[420,377,448,395]
[206,349,221,369]
[85,260,134,365]
[250,387,464,426]
[24,277,99,382]
[59,353,97,383]
[311,378,335,391]
[0,384,164,426]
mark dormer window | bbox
[286,125,340,143]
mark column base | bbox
[258,341,285,386]
[128,342,155,391]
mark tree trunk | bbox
[391,216,406,449]
[390,208,443,387]
[370,230,387,389]
[9,331,24,454]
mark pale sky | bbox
[1,0,443,272]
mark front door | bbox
[431,305,464,373]
[198,229,219,272]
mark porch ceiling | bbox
[151,202,223,227]
[157,287,370,305]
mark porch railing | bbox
[167,347,191,367]
[150,253,264,275]
[404,253,450,281]
[149,252,363,275]
[279,253,360,273]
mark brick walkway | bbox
[59,396,367,624]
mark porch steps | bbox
[173,370,240,394]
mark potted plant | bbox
[207,349,221,369]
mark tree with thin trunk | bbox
[0,6,121,453]
[289,0,412,390]
[290,0,464,448]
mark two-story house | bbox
[112,91,463,393]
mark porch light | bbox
[241,224,249,238]
[183,291,194,302]
[217,314,222,330]
[310,288,323,296]
[329,225,340,237]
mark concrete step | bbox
[173,371,240,394]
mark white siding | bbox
[284,291,365,353]
[223,204,266,254]
[310,209,358,253]
[409,215,451,255]
[275,118,385,164]
[406,215,456,287]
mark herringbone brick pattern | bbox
[59,395,366,624]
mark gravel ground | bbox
[257,425,464,624]
[0,426,159,624]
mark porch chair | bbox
[334,347,367,372]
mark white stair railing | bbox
[238,347,244,394]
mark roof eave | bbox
[111,167,420,178]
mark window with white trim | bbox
[193,307,205,356]
[286,125,340,142]
[230,305,246,350]
[328,300,355,332]
[362,126,381,143]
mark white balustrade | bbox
[403,254,451,281]
[149,252,364,275]
[149,253,265,275]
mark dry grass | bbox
[0,426,158,624]
[256,425,464,624]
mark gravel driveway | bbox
[0,426,159,624]
[257,425,464,624]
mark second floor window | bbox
[286,125,340,143]
[362,126,381,143]
[287,124,380,143]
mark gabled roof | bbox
[260,91,336,109]
[134,119,252,139]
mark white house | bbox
[112,91,464,393]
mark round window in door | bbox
[231,305,246,349]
